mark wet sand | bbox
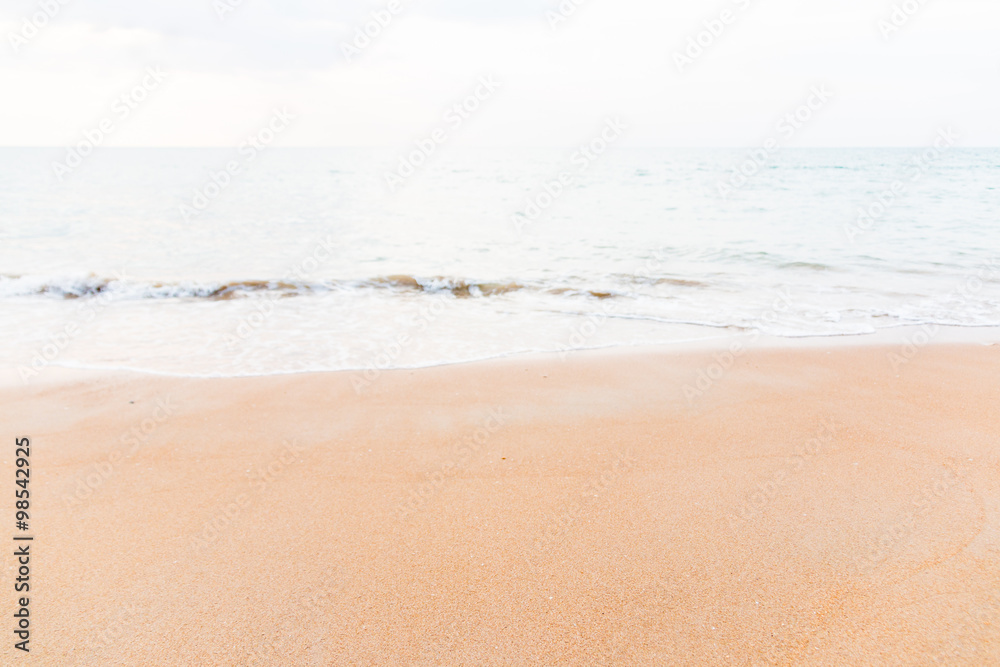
[3,344,999,665]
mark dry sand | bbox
[3,344,999,665]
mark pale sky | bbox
[1,0,998,147]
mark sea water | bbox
[1,146,998,377]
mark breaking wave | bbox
[0,273,662,301]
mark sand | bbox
[3,344,999,665]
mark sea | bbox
[1,146,998,379]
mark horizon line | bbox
[0,145,996,150]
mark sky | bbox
[1,0,998,148]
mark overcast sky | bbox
[1,0,997,147]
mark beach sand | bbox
[4,344,999,665]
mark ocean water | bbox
[1,147,998,378]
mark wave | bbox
[372,275,525,297]
[0,274,302,300]
[778,261,837,272]
[0,273,667,301]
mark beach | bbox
[5,342,999,665]
[6,1,1000,664]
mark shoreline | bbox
[3,322,1000,389]
[3,343,999,664]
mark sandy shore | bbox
[3,344,999,665]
